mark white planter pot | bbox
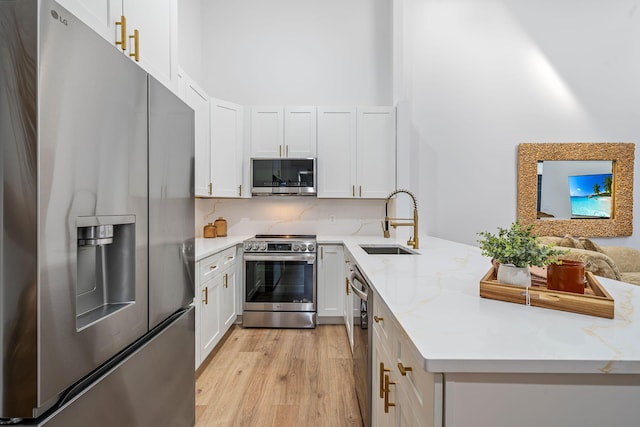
[497,264,531,287]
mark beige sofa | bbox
[537,235,640,286]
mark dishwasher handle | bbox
[349,272,369,302]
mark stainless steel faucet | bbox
[383,189,419,249]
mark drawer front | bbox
[199,254,222,284]
[219,246,237,268]
[372,297,394,349]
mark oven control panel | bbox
[243,236,316,253]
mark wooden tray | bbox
[479,267,614,319]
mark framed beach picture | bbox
[568,173,613,219]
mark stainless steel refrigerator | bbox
[0,0,196,425]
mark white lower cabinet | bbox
[195,245,238,369]
[372,295,443,427]
[317,245,345,321]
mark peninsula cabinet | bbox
[317,245,345,322]
[372,296,443,427]
[371,293,640,427]
[56,0,178,91]
[250,106,317,158]
[210,99,244,198]
[317,106,396,198]
[195,246,238,369]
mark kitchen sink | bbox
[359,244,418,255]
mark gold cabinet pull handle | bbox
[210,264,217,271]
[352,185,355,197]
[359,185,362,197]
[379,362,390,398]
[129,29,140,61]
[286,145,289,157]
[374,316,383,323]
[209,182,213,195]
[224,273,228,288]
[397,362,413,376]
[115,16,127,51]
[239,184,242,196]
[279,145,282,157]
[202,287,208,304]
[345,277,350,295]
[384,374,396,413]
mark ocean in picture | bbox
[568,173,613,218]
[569,196,611,218]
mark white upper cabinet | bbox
[56,0,178,92]
[250,107,284,158]
[317,107,357,198]
[356,107,396,199]
[318,106,396,199]
[210,99,244,198]
[284,107,317,157]
[178,72,211,197]
[250,106,317,158]
[122,0,178,91]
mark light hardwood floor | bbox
[195,325,363,427]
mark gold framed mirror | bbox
[517,142,635,237]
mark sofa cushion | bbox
[560,234,584,249]
[578,237,606,254]
[601,246,640,274]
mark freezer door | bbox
[37,0,149,414]
[148,77,195,329]
[39,307,195,427]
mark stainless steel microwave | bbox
[251,158,317,195]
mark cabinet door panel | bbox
[357,107,396,198]
[200,276,221,362]
[317,245,345,318]
[317,107,357,198]
[284,106,317,157]
[211,99,244,197]
[250,107,283,157]
[182,80,211,197]
[123,0,177,90]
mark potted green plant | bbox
[477,221,566,286]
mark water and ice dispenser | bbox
[76,216,136,331]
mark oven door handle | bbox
[349,273,368,301]
[244,254,316,264]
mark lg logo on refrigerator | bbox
[50,10,68,26]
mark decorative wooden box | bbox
[479,267,614,319]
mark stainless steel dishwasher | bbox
[350,264,372,427]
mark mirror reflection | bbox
[537,160,613,220]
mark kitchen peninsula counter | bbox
[320,235,640,425]
[318,235,640,375]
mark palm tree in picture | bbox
[593,183,601,196]
[604,175,612,194]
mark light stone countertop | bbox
[195,235,252,261]
[318,235,640,375]
[195,234,640,375]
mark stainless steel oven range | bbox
[243,235,317,328]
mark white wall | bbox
[177,0,204,82]
[397,0,640,247]
[200,0,393,105]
